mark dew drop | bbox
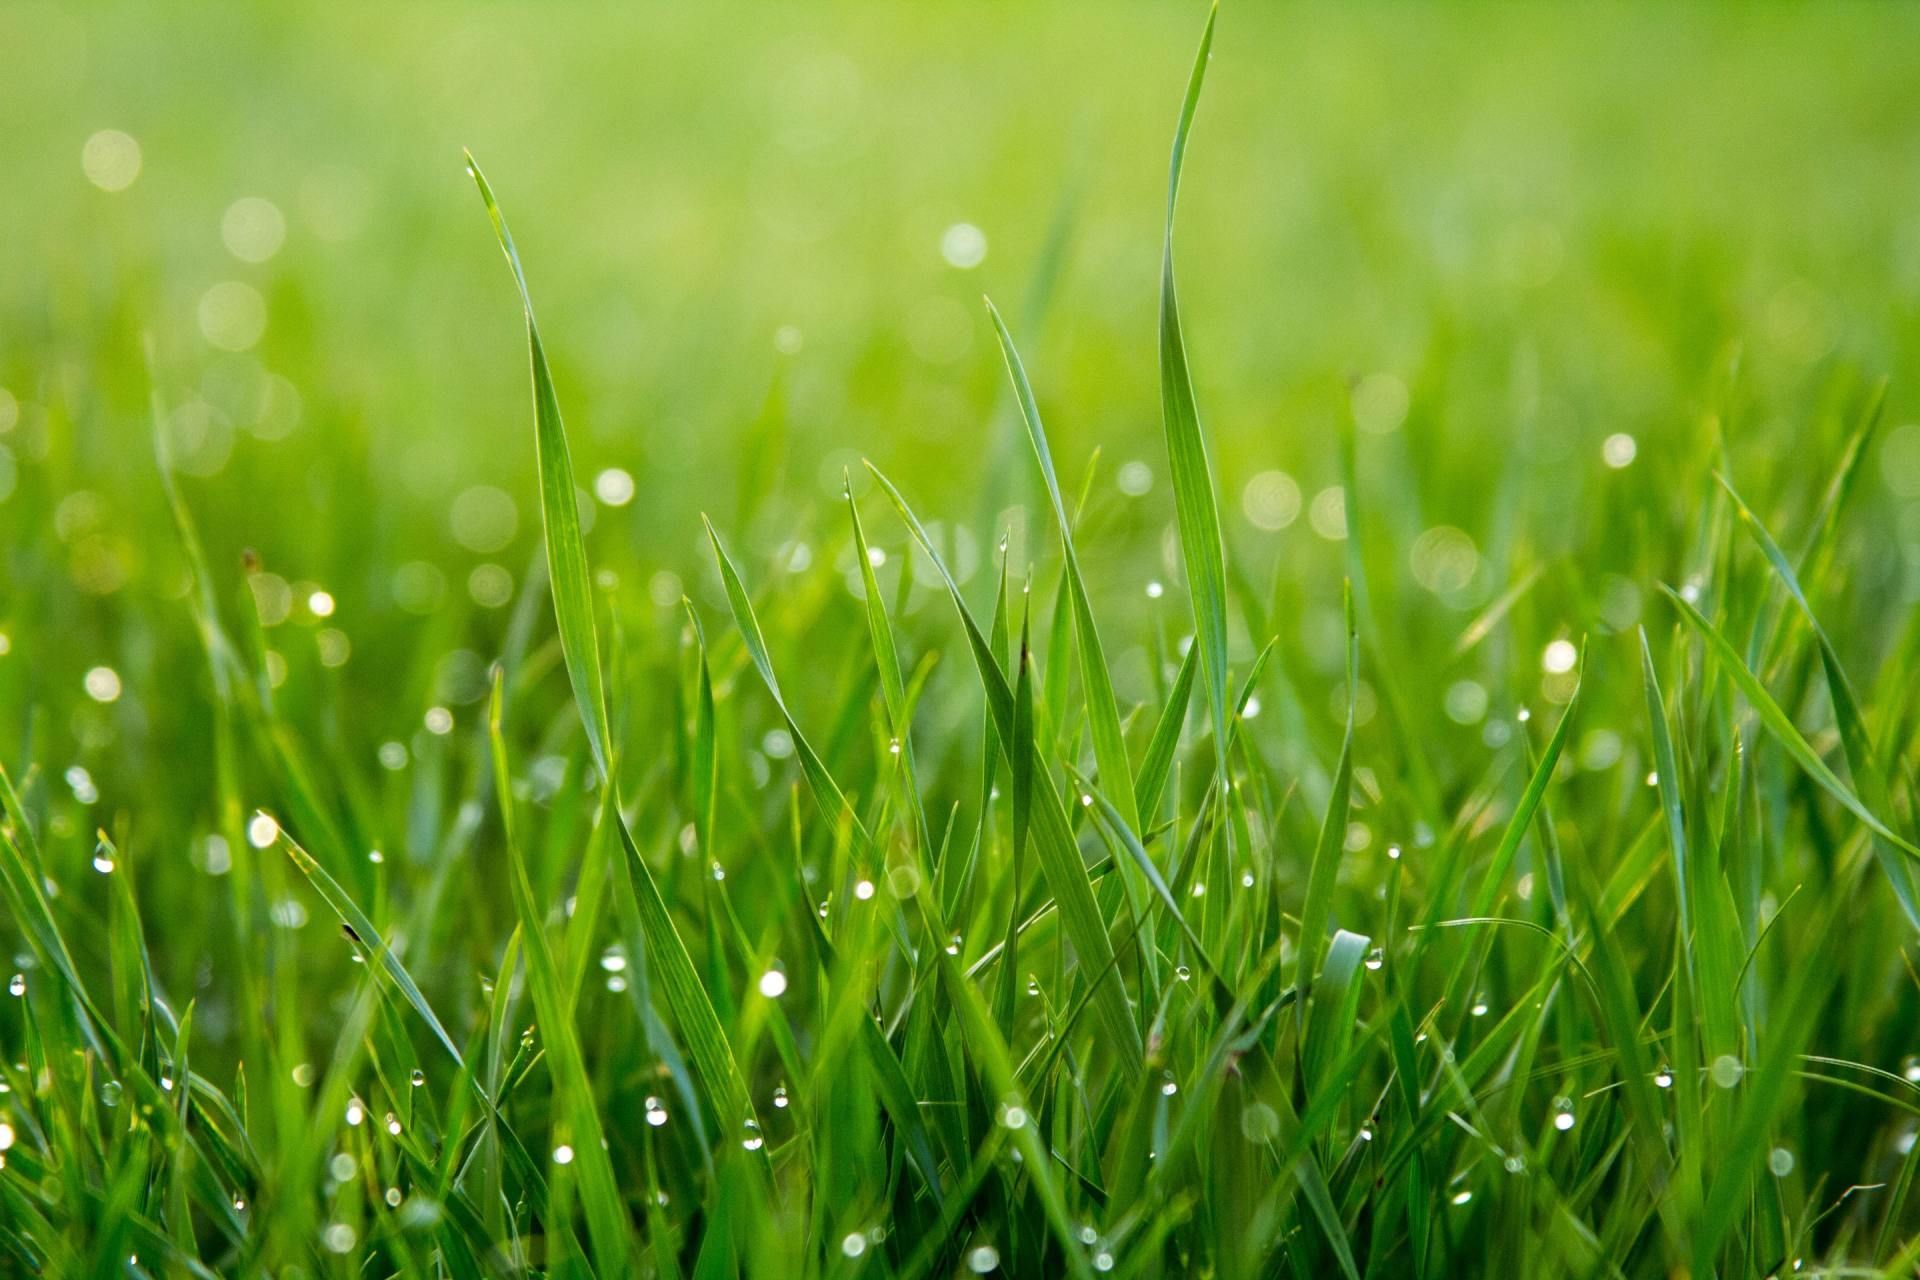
[1364,947,1384,971]
[1174,964,1191,982]
[740,1118,764,1151]
[7,974,22,997]
[772,1084,789,1109]
[1159,1072,1178,1097]
[645,1096,669,1127]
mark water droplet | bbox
[1551,1097,1576,1131]
[1159,1072,1178,1097]
[385,1112,402,1135]
[1093,1250,1114,1272]
[552,1144,575,1165]
[1503,1154,1526,1174]
[1653,1066,1673,1089]
[345,1098,365,1126]
[1904,1056,1920,1084]
[888,738,902,756]
[741,1118,764,1150]
[232,1196,247,1211]
[841,1232,867,1258]
[854,878,876,901]
[999,1102,1028,1130]
[758,968,788,999]
[384,1186,402,1207]
[7,974,22,997]
[1769,1146,1795,1177]
[1190,882,1206,898]
[1026,975,1040,997]
[645,1096,668,1127]
[710,861,726,882]
[1451,1189,1473,1206]
[1174,965,1191,982]
[1077,1226,1099,1245]
[772,1084,789,1109]
[1364,947,1384,971]
[945,934,962,956]
[1240,1101,1280,1142]
[1358,1125,1374,1142]
[1710,1055,1744,1089]
[1471,995,1489,1017]
[967,1243,1000,1273]
[247,812,280,849]
[1240,870,1255,888]
[101,1080,123,1107]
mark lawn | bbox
[4,2,1920,1276]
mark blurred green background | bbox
[4,0,1920,807]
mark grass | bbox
[6,4,1920,1277]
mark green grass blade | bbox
[1661,585,1918,857]
[1158,3,1231,770]
[867,461,1145,1065]
[987,298,1139,833]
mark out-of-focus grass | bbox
[5,3,1920,1276]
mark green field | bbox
[5,3,1920,1276]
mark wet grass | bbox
[6,5,1920,1277]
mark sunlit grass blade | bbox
[1158,3,1231,769]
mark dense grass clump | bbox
[7,8,1920,1278]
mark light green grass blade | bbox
[987,298,1139,833]
[470,155,763,1172]
[1158,4,1231,770]
[467,153,612,777]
